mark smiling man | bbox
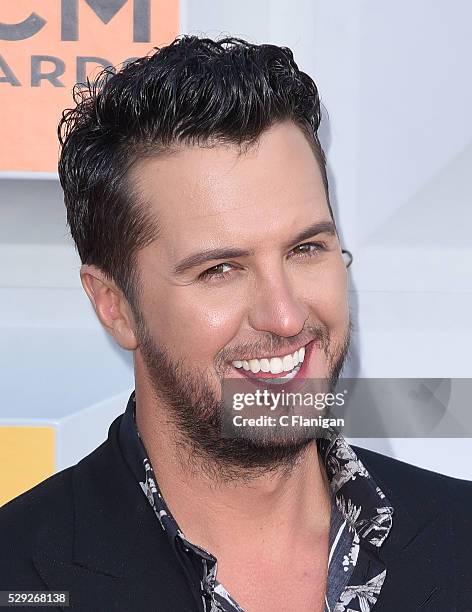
[1,36,471,612]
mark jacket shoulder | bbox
[353,444,472,515]
[353,445,472,608]
[0,438,110,588]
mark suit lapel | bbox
[353,447,455,611]
[378,513,452,610]
[32,416,198,611]
[32,555,129,612]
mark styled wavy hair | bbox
[58,35,330,308]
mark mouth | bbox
[230,340,316,386]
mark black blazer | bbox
[1,413,471,611]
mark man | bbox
[0,35,471,612]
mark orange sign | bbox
[0,1,179,173]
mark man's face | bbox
[131,121,350,472]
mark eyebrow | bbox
[172,220,337,275]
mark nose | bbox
[247,268,309,338]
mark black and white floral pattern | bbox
[319,434,393,611]
[120,393,394,611]
[334,570,387,612]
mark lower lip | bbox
[229,340,316,391]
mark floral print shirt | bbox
[119,391,394,611]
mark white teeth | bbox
[268,364,301,382]
[232,345,308,372]
[282,354,294,372]
[269,357,284,374]
[260,358,270,372]
[249,359,261,373]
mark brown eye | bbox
[198,263,234,282]
[290,242,326,257]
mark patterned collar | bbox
[119,391,394,611]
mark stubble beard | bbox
[135,312,352,483]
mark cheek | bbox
[301,258,349,328]
[143,285,246,362]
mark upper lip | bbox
[230,339,314,362]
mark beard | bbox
[134,311,352,482]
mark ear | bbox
[80,264,138,350]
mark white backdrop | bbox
[1,0,471,478]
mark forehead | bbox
[133,121,330,257]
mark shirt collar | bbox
[318,434,394,548]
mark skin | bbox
[81,120,351,611]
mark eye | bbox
[198,262,235,282]
[289,242,326,258]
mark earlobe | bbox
[80,264,138,351]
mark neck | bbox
[135,383,332,558]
